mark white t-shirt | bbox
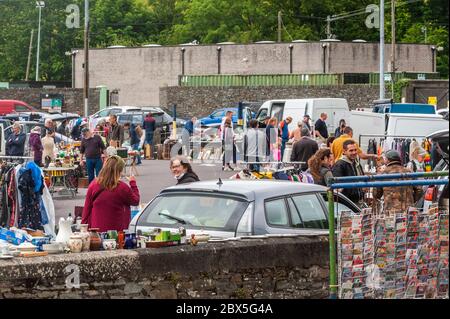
[220,117,234,140]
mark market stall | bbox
[43,142,84,195]
[0,156,56,258]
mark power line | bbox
[280,15,294,41]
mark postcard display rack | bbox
[338,205,449,299]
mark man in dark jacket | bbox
[290,127,319,171]
[332,139,365,205]
[143,113,156,147]
[373,150,423,214]
[314,112,329,140]
[6,123,26,156]
[107,114,124,147]
[57,120,68,136]
[130,123,142,165]
[80,128,106,184]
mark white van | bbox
[348,111,449,153]
[256,98,350,135]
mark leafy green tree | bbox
[0,0,448,81]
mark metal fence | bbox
[179,73,439,87]
[179,74,344,87]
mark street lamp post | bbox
[35,1,45,82]
[379,0,385,100]
[84,0,90,118]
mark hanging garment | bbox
[18,168,43,230]
[0,181,8,228]
[7,168,16,228]
[13,164,23,227]
[273,172,290,181]
[26,161,43,193]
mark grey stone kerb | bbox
[0,237,329,282]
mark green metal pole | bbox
[327,189,338,299]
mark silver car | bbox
[129,180,360,239]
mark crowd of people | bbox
[236,112,430,209]
[3,109,434,233]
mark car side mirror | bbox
[209,115,214,118]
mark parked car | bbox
[199,108,239,126]
[117,111,175,144]
[372,100,436,115]
[141,106,186,128]
[418,129,449,211]
[1,111,48,122]
[129,180,360,239]
[0,100,38,115]
[437,108,449,121]
[0,119,12,128]
[88,106,142,131]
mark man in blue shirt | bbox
[279,116,292,162]
[184,117,197,136]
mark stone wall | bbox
[0,237,329,299]
[160,85,387,118]
[74,42,435,106]
[0,88,101,115]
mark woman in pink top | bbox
[82,155,140,232]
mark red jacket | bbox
[82,180,140,232]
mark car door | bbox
[263,194,328,235]
[270,103,285,123]
[320,192,361,223]
[209,110,224,125]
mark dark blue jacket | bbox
[6,132,26,156]
[185,120,194,135]
[130,124,140,146]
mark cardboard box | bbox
[0,228,28,245]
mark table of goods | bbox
[338,205,449,299]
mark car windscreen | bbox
[118,114,144,125]
[138,193,249,231]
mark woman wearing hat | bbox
[406,140,427,172]
[29,126,43,166]
[82,155,140,232]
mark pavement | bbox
[53,159,236,220]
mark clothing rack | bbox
[358,134,427,146]
[238,161,306,173]
[0,156,33,164]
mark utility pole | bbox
[421,26,427,43]
[379,0,385,100]
[84,0,90,118]
[326,16,331,39]
[278,11,282,42]
[391,0,396,99]
[35,1,45,82]
[26,29,34,81]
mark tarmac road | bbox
[53,160,236,221]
